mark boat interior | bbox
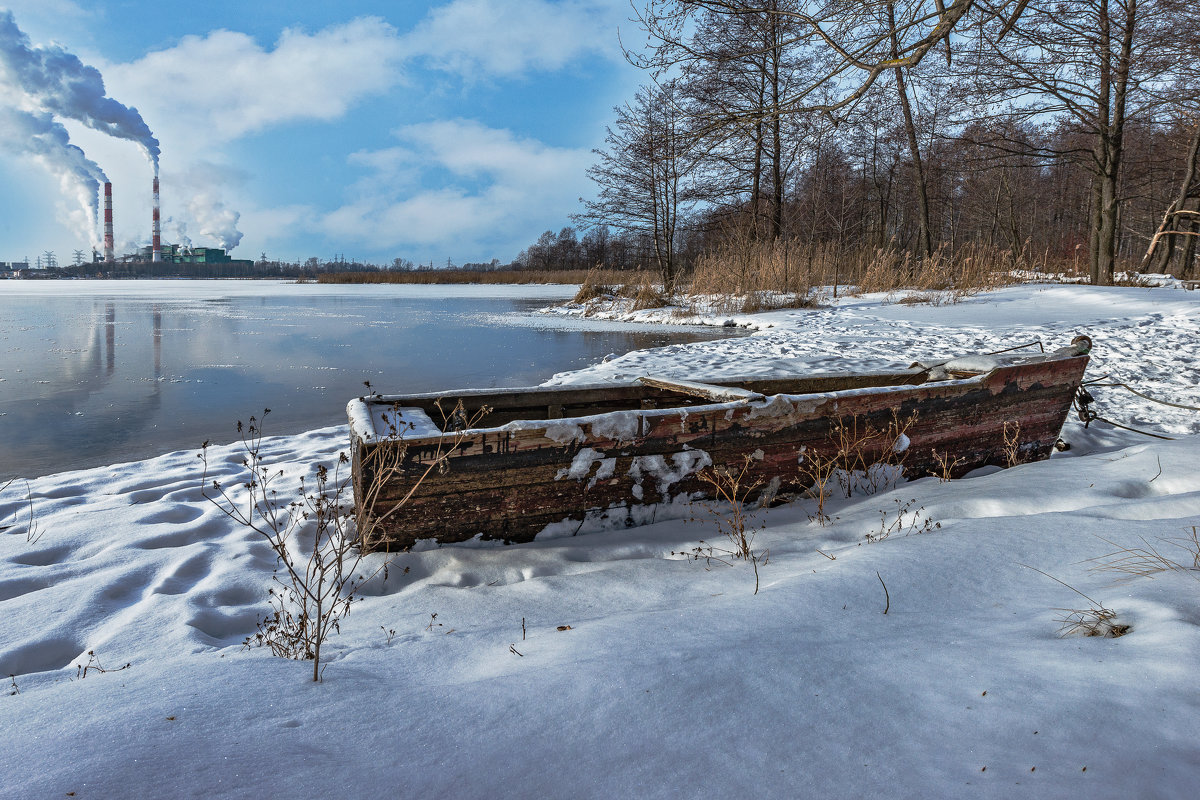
[362,369,933,434]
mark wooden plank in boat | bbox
[637,376,765,402]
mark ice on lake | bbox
[0,280,741,479]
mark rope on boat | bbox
[912,339,1046,378]
[1090,413,1175,441]
[1083,377,1200,412]
[1073,383,1183,441]
[988,340,1045,355]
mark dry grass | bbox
[1056,606,1130,638]
[629,280,670,310]
[1022,564,1130,638]
[572,269,657,305]
[572,274,614,303]
[687,232,827,310]
[0,477,40,544]
[857,243,1011,299]
[1086,527,1200,583]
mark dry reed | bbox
[685,235,1061,305]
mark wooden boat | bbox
[347,336,1091,551]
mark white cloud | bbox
[98,3,620,152]
[319,120,592,258]
[237,203,317,254]
[395,118,592,185]
[102,17,406,146]
[2,6,622,260]
[0,0,93,42]
[402,0,622,78]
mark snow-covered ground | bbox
[2,284,1199,799]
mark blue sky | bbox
[0,1,640,265]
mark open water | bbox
[0,281,740,479]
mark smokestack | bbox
[103,181,114,262]
[151,174,161,262]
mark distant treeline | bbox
[315,268,598,285]
[11,258,543,282]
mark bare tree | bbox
[631,1,980,119]
[672,1,816,240]
[963,0,1194,283]
[575,82,700,291]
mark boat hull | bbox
[349,353,1089,551]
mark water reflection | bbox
[0,289,739,479]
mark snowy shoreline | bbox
[2,284,1199,798]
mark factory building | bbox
[131,244,235,264]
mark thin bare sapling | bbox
[200,401,485,681]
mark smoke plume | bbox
[186,192,244,251]
[0,106,107,243]
[164,217,192,250]
[0,11,160,167]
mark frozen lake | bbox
[0,280,740,479]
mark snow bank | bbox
[2,284,1199,799]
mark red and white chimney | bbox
[151,174,161,262]
[103,182,115,262]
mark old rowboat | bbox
[347,336,1091,551]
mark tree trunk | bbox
[1182,208,1200,280]
[1148,117,1200,273]
[751,68,766,239]
[1088,0,1127,286]
[889,2,933,257]
[1094,165,1119,285]
[768,3,784,241]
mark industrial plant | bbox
[87,179,252,274]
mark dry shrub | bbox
[681,454,768,594]
[688,231,822,310]
[200,401,486,681]
[1002,420,1022,467]
[696,455,766,563]
[572,269,615,303]
[932,449,964,482]
[828,411,915,498]
[864,497,940,543]
[798,411,915,523]
[630,280,670,310]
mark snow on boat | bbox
[347,337,1091,551]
